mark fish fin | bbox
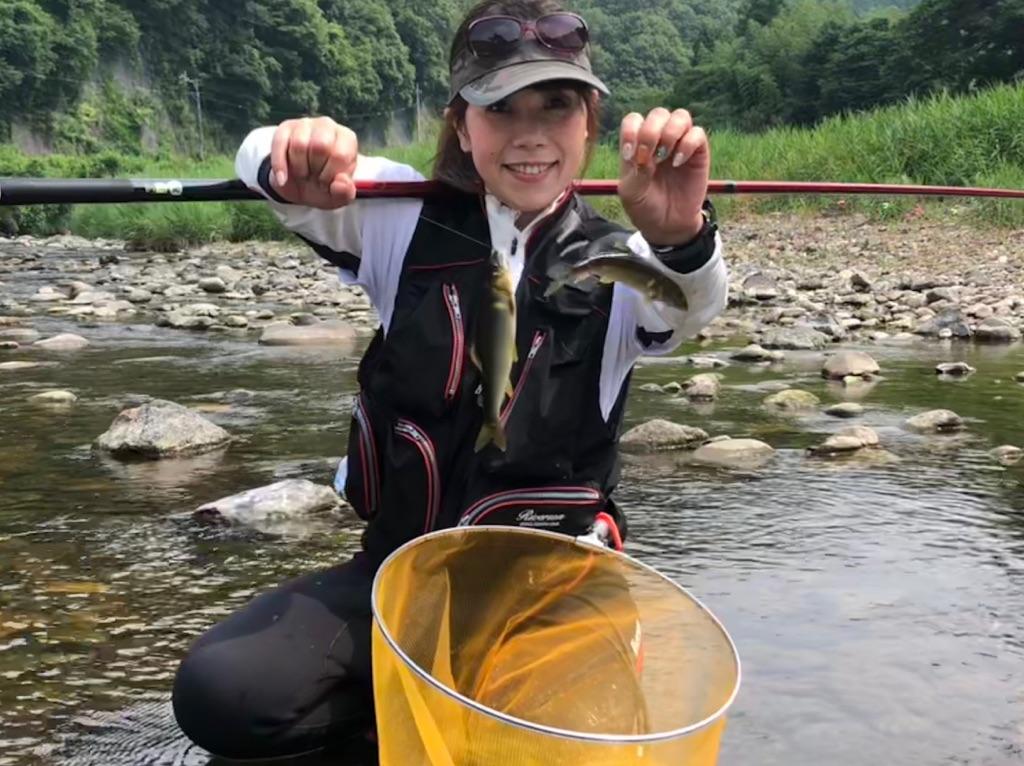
[475,421,496,452]
[504,379,515,398]
[469,343,481,372]
[493,423,507,451]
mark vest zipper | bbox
[352,394,380,517]
[442,283,464,402]
[394,419,442,533]
[499,330,545,426]
[458,486,604,527]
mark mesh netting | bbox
[371,527,739,766]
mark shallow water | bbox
[1,260,1024,764]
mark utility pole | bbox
[180,72,205,160]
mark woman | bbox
[172,0,729,760]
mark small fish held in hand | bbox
[544,243,689,311]
[471,249,517,452]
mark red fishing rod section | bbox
[1,177,1023,206]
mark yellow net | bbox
[371,526,740,766]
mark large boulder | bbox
[759,326,829,351]
[620,419,708,453]
[0,328,41,343]
[194,479,340,525]
[821,350,879,380]
[692,438,775,468]
[259,320,357,347]
[825,402,863,418]
[904,409,965,433]
[94,399,231,458]
[764,389,821,411]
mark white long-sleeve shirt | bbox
[235,126,729,422]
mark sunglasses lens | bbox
[468,18,522,57]
[537,14,588,51]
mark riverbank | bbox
[2,211,1021,350]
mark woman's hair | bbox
[432,0,603,193]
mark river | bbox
[0,241,1022,765]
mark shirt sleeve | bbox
[598,230,729,420]
[234,125,425,332]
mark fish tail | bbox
[474,420,508,452]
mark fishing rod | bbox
[1,177,1024,206]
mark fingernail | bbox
[635,145,651,165]
[275,169,287,188]
[654,146,669,163]
[621,143,635,161]
[672,152,685,168]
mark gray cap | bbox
[449,37,610,107]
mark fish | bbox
[544,242,689,311]
[471,249,518,452]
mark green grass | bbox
[5,81,1023,247]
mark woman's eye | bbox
[487,100,509,113]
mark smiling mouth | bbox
[504,161,558,177]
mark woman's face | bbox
[458,85,589,219]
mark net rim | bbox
[371,525,742,745]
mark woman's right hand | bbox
[269,116,359,209]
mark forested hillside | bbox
[1,0,1019,156]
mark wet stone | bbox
[764,389,821,411]
[619,419,709,452]
[936,362,975,377]
[825,402,863,418]
[904,409,965,433]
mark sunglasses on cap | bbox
[466,12,590,59]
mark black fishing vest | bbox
[342,190,635,566]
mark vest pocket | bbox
[456,485,605,537]
[386,418,443,536]
[344,393,381,521]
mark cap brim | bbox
[459,60,610,107]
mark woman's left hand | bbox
[617,107,709,247]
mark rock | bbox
[1016,372,1024,383]
[0,341,18,350]
[33,333,90,351]
[743,272,780,300]
[687,356,729,369]
[224,315,250,328]
[989,446,1022,466]
[258,320,357,347]
[194,479,340,525]
[94,399,232,458]
[619,419,708,452]
[809,435,867,455]
[0,361,43,372]
[731,344,782,363]
[848,270,872,292]
[692,438,775,468]
[825,402,863,418]
[160,312,215,331]
[0,328,41,343]
[936,362,975,376]
[29,286,66,303]
[904,409,965,433]
[29,390,78,404]
[760,326,829,351]
[926,287,956,304]
[198,277,228,294]
[974,317,1021,343]
[914,309,971,338]
[764,389,821,411]
[684,373,721,401]
[805,312,847,340]
[821,350,879,380]
[638,383,664,393]
[837,425,880,447]
[124,288,154,303]
[661,381,683,394]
